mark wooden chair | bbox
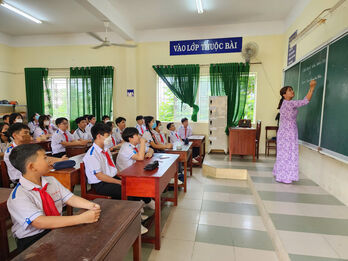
[1,160,10,188]
[265,126,278,156]
[79,163,111,200]
[255,121,261,159]
[238,119,251,128]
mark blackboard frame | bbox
[282,29,348,164]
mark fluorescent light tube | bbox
[1,2,42,24]
[195,0,204,14]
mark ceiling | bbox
[0,0,302,36]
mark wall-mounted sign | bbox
[127,89,134,97]
[287,30,297,66]
[170,37,243,56]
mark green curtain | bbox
[153,64,200,122]
[24,68,48,118]
[210,63,250,134]
[69,66,113,129]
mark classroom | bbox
[0,0,348,260]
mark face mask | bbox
[15,119,23,123]
[44,120,50,126]
[152,122,157,129]
[35,115,40,121]
[103,136,113,147]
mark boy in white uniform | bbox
[7,144,100,252]
[83,123,150,234]
[85,115,96,136]
[102,115,110,124]
[135,115,146,135]
[51,117,88,158]
[178,117,193,140]
[153,120,167,145]
[73,117,93,142]
[167,122,182,144]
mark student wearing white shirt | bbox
[105,121,118,152]
[116,127,153,171]
[102,115,110,123]
[0,122,10,155]
[9,113,24,125]
[83,123,151,234]
[85,115,96,136]
[5,123,66,183]
[73,117,93,142]
[135,115,146,135]
[33,115,53,140]
[178,117,193,140]
[114,117,126,144]
[153,121,167,145]
[7,144,100,251]
[51,117,88,158]
[143,116,172,152]
[28,113,40,134]
[167,122,182,144]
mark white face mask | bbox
[103,136,113,147]
[44,120,50,126]
[15,119,23,123]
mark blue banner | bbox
[170,37,243,56]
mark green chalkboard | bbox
[284,63,300,99]
[321,34,348,157]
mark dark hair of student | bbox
[55,117,68,126]
[8,123,30,138]
[105,121,113,129]
[181,117,188,124]
[167,122,174,130]
[144,116,157,143]
[9,113,23,125]
[278,86,293,109]
[156,120,161,128]
[3,114,10,121]
[91,122,111,140]
[136,115,143,121]
[38,115,50,131]
[9,144,44,174]
[115,117,126,125]
[75,116,85,125]
[102,115,110,121]
[83,114,89,120]
[0,122,9,143]
[30,113,38,122]
[88,115,95,121]
[122,127,139,142]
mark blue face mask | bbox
[152,121,157,129]
[35,115,40,120]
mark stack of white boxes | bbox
[208,96,228,154]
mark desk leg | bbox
[174,169,178,206]
[121,178,127,200]
[184,161,187,193]
[155,185,161,250]
[0,218,9,261]
[190,152,193,176]
[133,233,141,261]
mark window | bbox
[157,72,256,123]
[44,77,70,120]
[157,74,211,122]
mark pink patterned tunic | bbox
[273,97,309,183]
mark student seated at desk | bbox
[153,120,167,145]
[85,115,96,136]
[135,115,146,135]
[73,117,93,142]
[116,127,154,171]
[5,123,67,185]
[9,112,24,125]
[102,115,110,124]
[114,117,126,144]
[47,115,58,132]
[167,122,182,144]
[51,117,88,158]
[178,117,193,140]
[33,115,53,140]
[105,121,118,152]
[28,113,40,135]
[143,116,173,151]
[3,114,10,124]
[7,144,101,252]
[83,123,152,234]
[0,122,10,154]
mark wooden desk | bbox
[229,127,256,162]
[0,188,11,261]
[31,140,51,152]
[12,199,143,261]
[118,153,179,250]
[65,144,91,157]
[164,142,192,193]
[188,135,206,167]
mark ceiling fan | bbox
[88,21,137,49]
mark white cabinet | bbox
[208,96,228,154]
